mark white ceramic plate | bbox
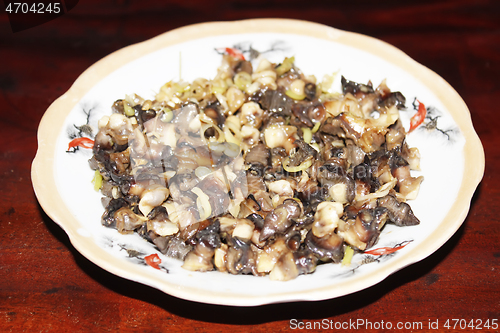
[32,19,484,306]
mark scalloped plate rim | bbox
[31,18,484,306]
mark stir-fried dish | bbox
[88,51,423,280]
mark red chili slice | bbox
[68,137,94,150]
[364,242,410,256]
[144,253,161,270]
[409,99,427,132]
[220,47,245,61]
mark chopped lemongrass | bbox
[234,71,252,91]
[311,121,321,134]
[123,103,135,117]
[211,79,227,95]
[282,156,313,173]
[160,108,173,122]
[192,187,212,220]
[285,89,306,101]
[92,170,103,191]
[302,127,312,144]
[342,245,354,266]
[276,56,295,76]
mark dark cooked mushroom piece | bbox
[238,194,262,219]
[137,222,154,242]
[226,236,257,275]
[386,91,406,109]
[367,149,393,182]
[317,160,346,181]
[247,163,266,179]
[197,176,231,217]
[353,156,380,192]
[170,171,199,192]
[338,207,388,250]
[99,180,114,199]
[252,190,274,213]
[109,163,134,185]
[353,157,372,183]
[297,181,328,216]
[320,114,362,142]
[246,172,267,194]
[294,249,319,275]
[344,140,366,168]
[233,59,253,74]
[304,82,317,100]
[246,213,265,230]
[291,102,314,127]
[266,147,287,178]
[125,195,141,214]
[387,149,419,192]
[195,220,221,249]
[287,139,317,167]
[203,101,226,128]
[322,144,347,164]
[260,199,301,242]
[159,148,179,170]
[142,109,157,123]
[182,220,221,272]
[147,205,169,221]
[182,241,216,272]
[262,112,288,129]
[292,215,315,227]
[388,148,409,170]
[341,76,374,95]
[88,155,99,171]
[305,230,344,263]
[316,162,355,204]
[111,99,125,114]
[181,220,211,245]
[377,84,406,109]
[132,104,156,124]
[114,207,145,234]
[258,89,293,115]
[245,144,270,167]
[283,228,302,251]
[367,146,388,162]
[377,194,420,226]
[385,119,406,151]
[320,116,344,139]
[248,87,266,104]
[101,198,129,228]
[93,150,117,177]
[307,103,326,124]
[134,168,164,186]
[153,236,192,260]
[245,145,270,179]
[355,207,388,248]
[344,205,360,220]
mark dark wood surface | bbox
[1,0,499,332]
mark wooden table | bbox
[1,0,499,331]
